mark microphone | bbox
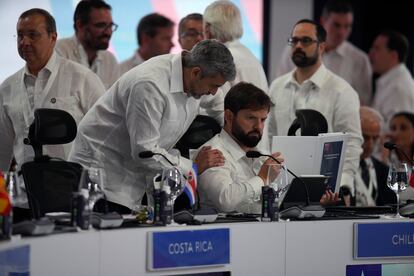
[138,151,175,167]
[383,142,396,150]
[383,142,412,163]
[246,150,325,219]
[246,151,311,205]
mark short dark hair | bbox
[293,19,327,43]
[322,0,353,17]
[178,13,203,37]
[74,0,112,31]
[137,13,174,46]
[19,8,56,33]
[378,29,409,63]
[225,82,273,115]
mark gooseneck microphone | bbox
[384,142,412,163]
[139,150,190,182]
[139,150,175,167]
[246,150,312,206]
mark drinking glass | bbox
[161,167,185,224]
[387,162,409,218]
[1,171,26,206]
[267,163,289,201]
[79,167,105,212]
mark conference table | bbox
[0,217,413,276]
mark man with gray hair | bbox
[69,39,236,212]
[355,106,395,206]
[203,0,268,93]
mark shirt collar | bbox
[285,63,327,90]
[328,41,346,57]
[170,53,185,94]
[73,35,103,64]
[377,63,406,87]
[23,51,58,77]
[220,129,253,161]
[224,39,241,48]
[134,50,145,66]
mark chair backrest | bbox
[175,115,221,159]
[22,161,82,219]
[287,109,328,136]
[24,108,77,158]
[21,108,81,219]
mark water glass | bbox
[387,162,409,218]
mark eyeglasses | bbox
[180,30,203,39]
[15,31,46,42]
[92,22,118,32]
[287,36,319,47]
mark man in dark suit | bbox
[355,107,395,206]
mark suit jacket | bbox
[372,156,396,205]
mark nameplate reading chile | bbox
[354,222,414,259]
[147,228,230,270]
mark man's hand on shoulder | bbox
[194,146,225,174]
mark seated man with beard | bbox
[196,82,283,214]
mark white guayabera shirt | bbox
[268,64,363,195]
[0,52,105,170]
[69,53,223,209]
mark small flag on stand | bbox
[0,172,12,216]
[410,171,414,188]
[183,164,198,206]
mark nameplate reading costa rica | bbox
[354,222,414,259]
[147,228,230,270]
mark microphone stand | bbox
[246,151,325,219]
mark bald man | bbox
[355,107,395,206]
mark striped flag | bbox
[0,172,12,216]
[410,171,414,188]
[183,164,198,206]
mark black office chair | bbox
[287,109,328,136]
[175,115,221,158]
[21,108,83,219]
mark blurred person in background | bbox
[178,13,203,51]
[276,0,372,105]
[55,0,120,89]
[119,13,174,75]
[370,30,414,124]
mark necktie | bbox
[360,159,377,199]
[360,159,370,187]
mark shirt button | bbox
[50,98,56,104]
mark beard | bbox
[231,121,262,148]
[291,48,319,68]
[85,32,110,50]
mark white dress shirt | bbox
[68,53,224,209]
[119,50,145,76]
[275,41,372,105]
[268,64,363,194]
[0,52,105,170]
[224,40,268,92]
[55,35,120,89]
[198,129,265,214]
[372,64,414,124]
[200,39,269,124]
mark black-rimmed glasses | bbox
[180,30,203,39]
[287,36,319,47]
[92,22,118,32]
